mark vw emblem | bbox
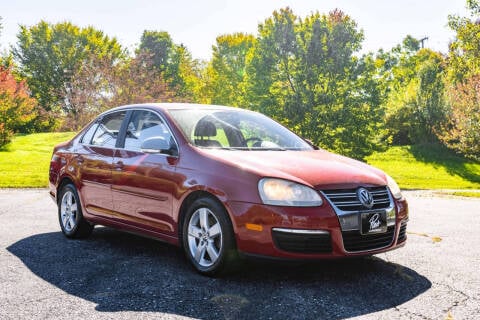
[357,188,374,209]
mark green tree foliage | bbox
[139,31,173,72]
[440,0,480,159]
[109,53,177,107]
[440,75,480,160]
[447,0,480,82]
[13,21,124,115]
[243,8,384,159]
[203,33,255,106]
[0,67,40,147]
[65,53,177,130]
[138,30,201,100]
[384,44,447,144]
[416,57,446,137]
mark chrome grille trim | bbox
[272,228,330,235]
[322,186,391,211]
[319,186,397,253]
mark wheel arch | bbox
[56,176,76,204]
[177,190,236,249]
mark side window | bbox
[91,111,126,148]
[124,110,173,152]
[81,123,98,145]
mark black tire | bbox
[58,184,93,239]
[182,197,238,276]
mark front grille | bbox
[272,230,332,254]
[322,186,391,211]
[397,223,407,243]
[342,226,395,252]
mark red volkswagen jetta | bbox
[49,103,408,275]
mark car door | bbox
[111,110,179,235]
[75,110,127,218]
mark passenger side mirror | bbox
[141,136,173,155]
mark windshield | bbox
[168,108,313,151]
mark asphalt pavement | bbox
[0,189,478,319]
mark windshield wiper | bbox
[213,147,287,151]
[252,147,286,151]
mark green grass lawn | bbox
[0,132,75,187]
[366,144,480,190]
[1,133,480,194]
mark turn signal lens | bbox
[245,223,263,232]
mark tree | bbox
[447,0,480,82]
[384,46,447,144]
[109,52,177,107]
[64,52,177,129]
[138,31,173,73]
[138,30,201,100]
[0,67,39,147]
[204,33,255,106]
[439,0,480,159]
[243,8,384,159]
[440,75,480,160]
[13,21,124,115]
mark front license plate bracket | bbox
[361,211,387,234]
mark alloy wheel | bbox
[60,190,78,232]
[187,207,223,268]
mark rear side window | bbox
[91,111,126,148]
[81,123,98,145]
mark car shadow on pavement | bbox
[8,227,431,320]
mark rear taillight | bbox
[49,154,62,173]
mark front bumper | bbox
[226,198,408,259]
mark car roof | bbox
[101,103,238,115]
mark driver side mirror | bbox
[304,138,319,150]
[141,136,177,156]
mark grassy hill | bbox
[1,133,479,194]
[366,144,480,191]
[0,132,75,187]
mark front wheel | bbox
[58,184,93,238]
[182,197,237,276]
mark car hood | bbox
[200,149,387,189]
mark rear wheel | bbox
[58,184,93,238]
[182,197,237,276]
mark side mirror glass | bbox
[141,136,172,154]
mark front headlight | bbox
[386,174,403,200]
[258,178,323,207]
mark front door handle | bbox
[114,161,124,170]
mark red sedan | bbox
[49,103,408,275]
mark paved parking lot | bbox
[0,189,479,319]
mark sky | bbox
[0,0,470,60]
